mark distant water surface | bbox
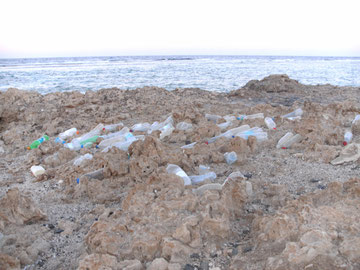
[0,55,359,94]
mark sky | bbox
[0,0,359,58]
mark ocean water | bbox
[0,55,359,94]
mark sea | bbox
[0,55,359,94]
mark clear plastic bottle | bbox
[189,172,217,184]
[343,131,353,146]
[282,108,303,120]
[176,122,193,131]
[73,153,93,166]
[166,164,191,186]
[58,128,78,140]
[205,113,222,123]
[224,151,237,165]
[159,123,175,140]
[264,117,276,130]
[217,121,232,130]
[103,122,123,132]
[276,132,294,149]
[236,127,268,141]
[131,123,151,132]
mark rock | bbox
[77,254,118,270]
[0,253,20,270]
[0,188,46,230]
[147,257,169,270]
[331,143,360,165]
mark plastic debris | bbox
[66,123,104,150]
[264,117,276,130]
[235,127,268,141]
[237,113,264,120]
[28,135,49,150]
[224,151,237,165]
[166,164,191,186]
[343,131,353,146]
[31,165,45,177]
[176,122,193,131]
[73,153,93,166]
[58,128,78,140]
[276,132,303,149]
[189,172,217,184]
[198,165,211,174]
[159,123,175,140]
[181,142,197,149]
[281,108,303,120]
[205,113,222,123]
[217,121,232,130]
[131,123,151,132]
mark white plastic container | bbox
[276,132,302,149]
[224,151,237,165]
[205,113,222,123]
[245,113,264,119]
[73,153,93,166]
[166,164,191,186]
[264,117,276,130]
[236,127,268,141]
[221,125,251,139]
[31,165,45,177]
[343,131,353,146]
[58,127,78,140]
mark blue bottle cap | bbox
[76,178,80,184]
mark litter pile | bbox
[1,74,360,270]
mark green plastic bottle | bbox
[28,135,49,150]
[80,135,99,148]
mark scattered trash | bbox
[281,108,303,120]
[76,178,80,184]
[176,122,193,131]
[181,142,197,149]
[198,165,211,174]
[235,127,268,141]
[28,135,49,150]
[227,171,245,180]
[66,124,104,150]
[102,135,144,153]
[276,132,303,149]
[166,164,192,186]
[352,115,360,124]
[148,116,174,134]
[205,113,222,123]
[189,172,217,184]
[73,153,93,166]
[237,113,264,120]
[217,121,232,130]
[159,123,175,140]
[131,123,151,132]
[264,117,276,130]
[223,115,237,122]
[343,131,353,146]
[224,151,237,165]
[31,165,45,177]
[83,169,104,180]
[103,122,124,132]
[58,127,78,140]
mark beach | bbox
[1,74,360,269]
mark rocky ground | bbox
[1,74,360,270]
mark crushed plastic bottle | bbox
[28,135,49,150]
[131,123,151,132]
[276,132,302,149]
[73,153,93,166]
[217,121,232,130]
[282,108,303,120]
[66,124,104,150]
[103,122,123,132]
[264,117,276,130]
[223,115,236,122]
[101,135,144,153]
[205,113,222,123]
[181,142,197,149]
[58,128,78,140]
[166,164,191,186]
[237,113,264,120]
[159,123,175,140]
[235,127,268,141]
[148,116,174,134]
[224,151,237,165]
[198,165,211,174]
[343,131,353,146]
[352,115,360,124]
[176,122,193,131]
[189,172,217,184]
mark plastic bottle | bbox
[205,113,222,123]
[181,142,197,149]
[189,172,217,184]
[223,115,236,122]
[148,116,173,134]
[343,131,353,146]
[198,165,211,174]
[245,113,264,119]
[176,122,193,131]
[58,128,78,140]
[131,123,151,132]
[103,122,123,132]
[73,153,93,166]
[236,127,268,141]
[282,108,303,120]
[264,117,276,130]
[166,164,192,186]
[160,123,175,140]
[221,125,251,139]
[276,132,294,149]
[217,121,232,130]
[224,152,237,165]
[54,137,66,144]
[28,135,49,150]
[101,135,141,153]
[66,124,104,150]
[352,115,360,124]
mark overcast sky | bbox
[1,0,359,58]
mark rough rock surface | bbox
[1,75,360,269]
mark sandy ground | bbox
[1,74,360,270]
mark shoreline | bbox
[1,74,360,269]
